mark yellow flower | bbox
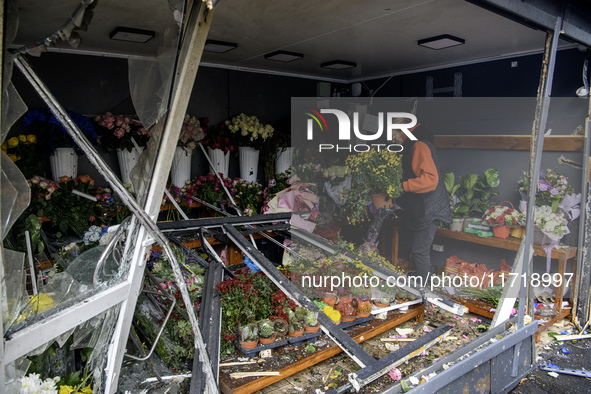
[59,386,75,394]
[7,137,18,148]
[27,134,37,143]
[18,134,27,143]
[1,141,7,152]
[79,385,93,393]
[8,154,17,162]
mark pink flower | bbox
[388,368,402,381]
[114,128,125,138]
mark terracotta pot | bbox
[370,193,393,209]
[356,300,372,316]
[304,325,320,333]
[289,329,304,337]
[356,312,371,318]
[323,294,338,307]
[493,225,510,239]
[342,316,356,322]
[259,334,276,345]
[240,339,258,349]
[374,301,390,308]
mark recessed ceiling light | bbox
[109,27,155,43]
[321,60,357,69]
[204,40,238,53]
[264,50,304,62]
[418,34,465,50]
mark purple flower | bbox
[550,188,559,195]
[538,179,551,191]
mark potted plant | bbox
[344,149,404,220]
[336,297,357,322]
[304,310,320,333]
[288,319,304,337]
[444,172,466,231]
[321,306,341,325]
[374,297,390,308]
[239,323,259,349]
[356,300,373,318]
[257,319,276,345]
[273,318,289,335]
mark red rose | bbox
[496,216,504,224]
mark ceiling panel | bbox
[10,0,579,81]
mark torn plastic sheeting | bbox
[2,249,27,334]
[1,152,31,240]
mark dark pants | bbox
[399,220,439,282]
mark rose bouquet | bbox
[225,113,274,151]
[201,123,236,154]
[94,112,151,152]
[1,133,43,178]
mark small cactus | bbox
[258,319,275,339]
[239,323,258,342]
[304,311,318,327]
[273,318,288,334]
[295,306,309,322]
[289,319,303,333]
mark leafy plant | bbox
[304,310,319,327]
[257,319,275,338]
[239,323,259,342]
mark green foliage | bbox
[257,319,275,338]
[240,323,259,341]
[445,169,500,218]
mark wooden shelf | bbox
[435,228,577,260]
[433,135,584,152]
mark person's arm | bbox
[402,141,438,193]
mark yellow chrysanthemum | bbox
[27,134,37,143]
[7,137,18,148]
[8,154,17,162]
[18,134,27,143]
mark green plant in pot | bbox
[288,319,304,337]
[304,310,320,333]
[295,306,310,322]
[374,297,391,308]
[473,169,500,217]
[239,323,259,349]
[273,318,289,335]
[444,172,467,231]
[257,319,276,345]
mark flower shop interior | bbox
[3,0,591,393]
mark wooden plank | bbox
[220,305,424,394]
[433,135,584,152]
[435,228,577,260]
[554,333,591,341]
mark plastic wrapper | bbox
[2,249,27,334]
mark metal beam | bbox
[222,224,376,368]
[471,0,591,47]
[576,115,591,326]
[191,262,224,393]
[4,281,130,364]
[157,212,292,231]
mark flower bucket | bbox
[117,147,144,190]
[493,225,510,239]
[239,147,260,182]
[449,218,464,232]
[50,147,78,181]
[170,146,193,188]
[370,193,393,209]
[207,147,230,177]
[275,147,294,174]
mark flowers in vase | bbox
[179,113,206,149]
[232,179,263,215]
[94,112,151,152]
[534,205,570,242]
[22,108,97,154]
[482,205,524,226]
[1,133,43,178]
[225,113,274,151]
[201,123,236,154]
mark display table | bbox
[435,228,577,341]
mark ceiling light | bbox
[265,50,304,62]
[109,27,155,43]
[321,60,357,70]
[418,34,465,50]
[204,40,238,53]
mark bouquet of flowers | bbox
[1,133,43,178]
[518,169,574,212]
[534,205,570,242]
[179,113,205,149]
[225,113,274,151]
[201,123,236,154]
[94,112,151,152]
[232,178,263,215]
[22,108,97,154]
[482,203,524,226]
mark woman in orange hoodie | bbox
[391,124,451,283]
